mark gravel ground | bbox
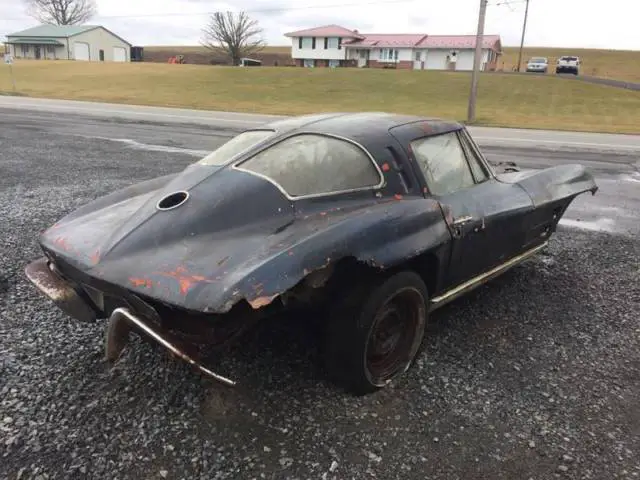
[1,120,639,480]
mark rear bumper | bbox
[105,307,236,386]
[24,256,237,387]
[24,257,97,323]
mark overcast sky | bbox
[1,0,638,50]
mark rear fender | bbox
[191,197,451,313]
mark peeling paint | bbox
[154,266,215,296]
[129,277,153,289]
[247,294,279,309]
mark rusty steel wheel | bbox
[324,270,428,395]
[364,286,425,387]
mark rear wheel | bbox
[323,271,428,395]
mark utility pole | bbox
[516,0,530,72]
[467,0,488,123]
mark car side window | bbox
[410,132,475,196]
[237,133,382,197]
[458,130,490,183]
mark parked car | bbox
[556,56,581,75]
[24,112,598,395]
[526,57,548,73]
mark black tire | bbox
[323,271,428,395]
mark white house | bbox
[4,24,131,62]
[284,24,502,71]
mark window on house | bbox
[46,45,55,53]
[237,134,382,197]
[298,37,302,49]
[21,44,28,56]
[338,37,342,49]
[324,37,328,49]
[410,132,476,196]
[380,49,398,61]
[312,37,316,49]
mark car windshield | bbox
[197,130,275,166]
[530,57,546,63]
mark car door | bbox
[406,129,534,291]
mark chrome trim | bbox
[231,131,386,201]
[452,215,473,225]
[106,307,236,387]
[196,129,277,167]
[459,127,497,179]
[155,190,190,211]
[429,240,549,310]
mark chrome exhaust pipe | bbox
[105,307,236,387]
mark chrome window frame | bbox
[232,131,386,201]
[197,129,277,167]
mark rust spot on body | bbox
[382,163,391,172]
[129,277,153,289]
[394,194,403,200]
[155,266,214,296]
[247,294,279,309]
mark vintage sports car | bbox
[24,112,598,395]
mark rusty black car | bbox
[25,112,598,395]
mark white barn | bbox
[4,24,131,62]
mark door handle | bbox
[452,215,473,226]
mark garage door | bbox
[113,46,126,62]
[73,42,90,61]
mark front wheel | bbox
[323,271,428,395]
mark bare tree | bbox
[25,0,97,25]
[201,11,266,65]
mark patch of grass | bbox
[500,46,640,82]
[1,60,639,134]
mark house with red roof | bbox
[283,24,502,71]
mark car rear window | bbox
[236,133,383,197]
[198,130,275,166]
[530,57,546,62]
[560,56,578,61]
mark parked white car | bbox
[526,57,548,73]
[556,56,581,75]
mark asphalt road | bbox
[1,104,639,480]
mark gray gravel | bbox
[1,117,639,480]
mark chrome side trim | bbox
[106,307,236,387]
[429,240,549,310]
[231,131,386,201]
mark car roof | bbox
[261,112,463,147]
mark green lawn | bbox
[1,60,639,134]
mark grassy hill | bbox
[142,45,640,82]
[1,60,638,134]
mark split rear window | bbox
[237,133,383,197]
[198,130,275,166]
